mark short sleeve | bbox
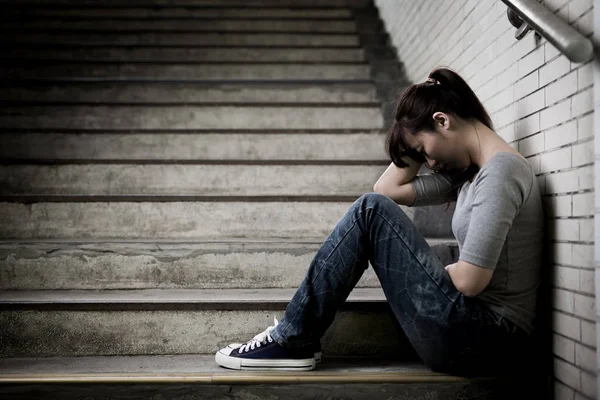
[458,161,532,269]
[408,165,476,207]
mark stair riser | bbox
[0,309,411,357]
[0,201,453,239]
[3,20,357,32]
[1,83,379,103]
[0,201,393,239]
[5,48,365,62]
[0,165,387,196]
[0,242,458,290]
[0,106,383,130]
[0,64,372,80]
[0,133,388,161]
[6,8,353,18]
[2,32,361,46]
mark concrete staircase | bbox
[0,0,527,398]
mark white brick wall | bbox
[374,0,596,398]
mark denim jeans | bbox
[270,192,534,377]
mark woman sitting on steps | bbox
[214,66,545,377]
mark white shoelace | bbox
[238,317,279,353]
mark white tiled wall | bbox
[374,0,595,398]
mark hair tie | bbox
[425,77,441,85]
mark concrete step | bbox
[0,63,372,80]
[0,200,422,239]
[0,82,379,103]
[0,0,371,8]
[0,131,388,161]
[2,19,357,32]
[4,7,354,18]
[0,238,459,290]
[1,32,361,46]
[0,105,383,130]
[0,355,520,400]
[4,47,365,62]
[0,288,416,358]
[0,164,389,196]
[0,199,454,239]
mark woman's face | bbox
[404,113,471,172]
[405,112,471,170]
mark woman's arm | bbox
[445,261,493,297]
[373,157,423,205]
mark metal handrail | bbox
[501,0,594,63]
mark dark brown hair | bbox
[385,66,493,170]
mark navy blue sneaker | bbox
[225,317,322,363]
[215,317,316,371]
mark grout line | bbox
[552,308,595,324]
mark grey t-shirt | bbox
[408,152,544,334]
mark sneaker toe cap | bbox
[218,346,236,356]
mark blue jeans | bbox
[270,193,533,377]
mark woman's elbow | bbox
[373,183,385,195]
[456,284,480,297]
[453,279,486,297]
[448,261,492,297]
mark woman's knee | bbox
[357,192,406,216]
[359,192,393,206]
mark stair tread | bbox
[0,82,379,104]
[3,47,366,63]
[0,237,457,244]
[3,32,361,47]
[0,354,452,381]
[2,20,359,34]
[0,287,391,304]
[0,63,373,81]
[3,7,354,19]
[0,104,384,131]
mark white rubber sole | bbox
[215,349,316,371]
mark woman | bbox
[215,67,545,377]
